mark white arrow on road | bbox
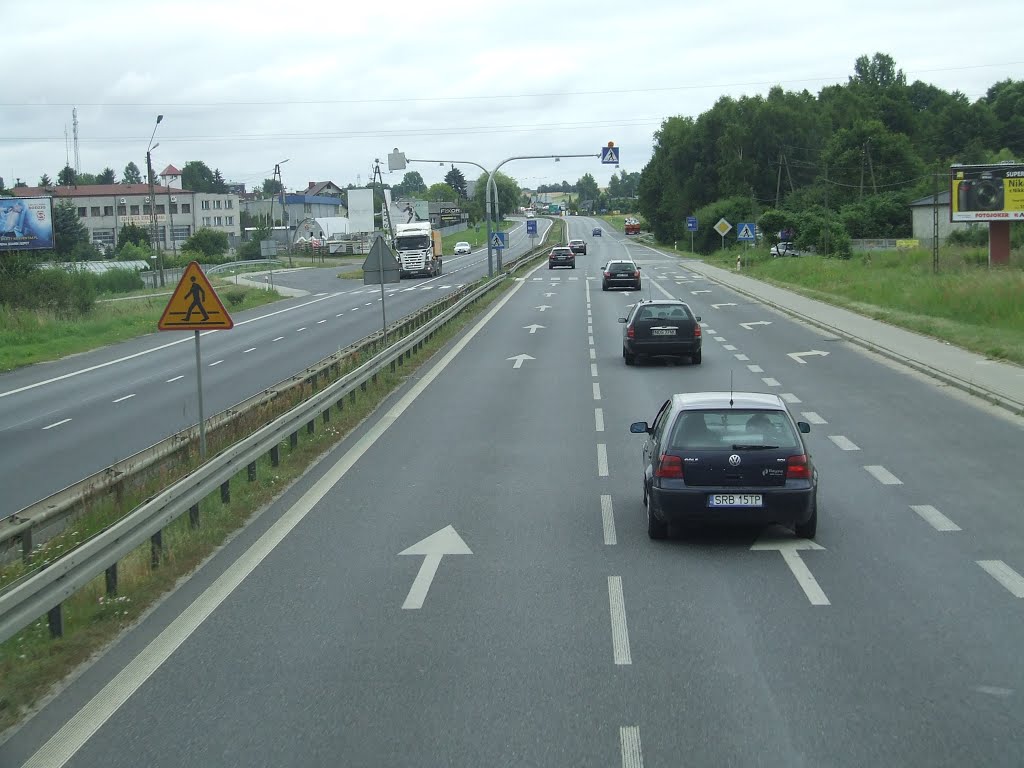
[740,321,772,330]
[691,290,712,295]
[399,525,472,610]
[523,324,545,334]
[535,305,552,312]
[711,303,737,309]
[507,354,535,369]
[788,350,830,364]
[751,536,829,605]
[543,292,557,297]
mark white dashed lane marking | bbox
[801,412,827,424]
[911,505,961,532]
[865,465,902,485]
[112,394,136,403]
[977,560,1024,598]
[828,435,859,451]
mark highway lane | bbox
[0,219,550,515]
[4,217,1023,766]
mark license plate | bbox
[652,328,676,336]
[708,494,763,507]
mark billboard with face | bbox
[0,197,55,250]
[950,164,1024,222]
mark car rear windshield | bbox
[668,409,799,450]
[608,262,636,271]
[633,304,691,322]
[552,248,572,254]
[569,239,583,244]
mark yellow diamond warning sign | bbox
[158,261,234,331]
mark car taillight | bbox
[627,325,635,338]
[655,454,684,479]
[786,454,811,479]
[604,271,611,277]
[633,270,640,277]
[694,325,702,338]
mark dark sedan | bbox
[629,392,818,539]
[548,246,576,269]
[619,299,702,365]
[568,238,587,255]
[602,260,641,291]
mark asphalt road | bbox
[3,217,1023,767]
[0,219,550,515]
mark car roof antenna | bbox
[730,370,734,407]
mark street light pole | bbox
[486,153,598,276]
[146,114,164,286]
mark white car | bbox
[453,241,472,255]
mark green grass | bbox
[600,214,628,233]
[692,246,1024,364]
[0,285,283,373]
[0,273,519,736]
[337,269,365,280]
[440,219,518,254]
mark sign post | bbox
[157,262,235,458]
[362,235,401,345]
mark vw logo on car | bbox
[728,454,742,466]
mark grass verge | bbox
[0,272,519,736]
[0,285,283,373]
[440,218,519,254]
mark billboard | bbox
[950,163,1024,222]
[438,205,463,226]
[347,188,375,233]
[0,196,54,251]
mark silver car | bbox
[453,241,472,255]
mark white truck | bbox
[393,221,443,278]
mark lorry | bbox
[393,221,443,278]
[624,217,641,236]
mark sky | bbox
[2,0,1021,195]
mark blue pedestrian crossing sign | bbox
[686,216,698,232]
[600,142,620,165]
[526,219,537,236]
[736,222,757,242]
[491,231,507,249]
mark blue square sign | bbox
[736,222,757,242]
[526,219,537,236]
[686,216,698,232]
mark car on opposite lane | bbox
[619,298,702,365]
[548,245,576,269]
[602,259,641,291]
[453,241,472,255]
[568,238,587,255]
[629,392,818,540]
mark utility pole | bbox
[866,138,877,195]
[823,159,830,258]
[268,159,289,265]
[859,143,866,201]
[775,151,783,208]
[932,164,940,274]
[146,114,164,287]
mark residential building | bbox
[10,165,241,251]
[240,191,347,231]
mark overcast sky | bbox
[2,0,1020,194]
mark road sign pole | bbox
[690,232,694,253]
[720,234,725,250]
[380,277,388,347]
[194,330,207,459]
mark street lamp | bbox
[146,114,164,286]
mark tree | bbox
[52,200,90,258]
[122,162,143,184]
[575,173,600,207]
[38,174,52,187]
[212,168,227,193]
[182,228,229,257]
[77,173,98,186]
[56,165,76,186]
[96,167,117,184]
[472,171,521,221]
[117,223,151,250]
[262,178,282,195]
[424,182,459,202]
[393,171,426,199]
[444,166,468,198]
[181,161,217,193]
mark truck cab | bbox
[393,222,443,278]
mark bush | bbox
[95,267,144,294]
[224,289,246,307]
[183,228,229,258]
[115,242,155,262]
[948,226,988,247]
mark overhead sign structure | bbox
[0,196,54,251]
[526,219,538,236]
[158,261,234,331]
[713,218,733,237]
[491,231,507,250]
[686,216,698,232]
[950,163,1024,222]
[736,222,757,242]
[600,142,620,165]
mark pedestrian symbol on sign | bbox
[158,261,234,331]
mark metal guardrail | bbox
[205,259,285,275]
[0,226,559,644]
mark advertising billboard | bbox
[438,205,462,226]
[949,163,1024,222]
[0,196,55,251]
[347,188,375,233]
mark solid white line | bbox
[601,495,617,545]
[42,418,72,430]
[977,560,1024,598]
[166,375,184,383]
[723,344,737,351]
[112,394,136,403]
[608,576,633,665]
[272,336,284,341]
[781,550,831,605]
[735,353,749,361]
[801,411,827,424]
[18,255,547,768]
[597,444,609,476]
[780,393,801,403]
[593,383,601,401]
[620,726,644,768]
[595,408,605,432]
[591,363,599,377]
[747,364,763,373]
[0,292,347,400]
[589,348,596,360]
[911,505,962,532]
[762,377,781,387]
[242,347,256,354]
[865,465,902,485]
[828,435,860,451]
[208,360,224,367]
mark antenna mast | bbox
[72,107,81,174]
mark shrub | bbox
[224,290,246,307]
[95,267,144,294]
